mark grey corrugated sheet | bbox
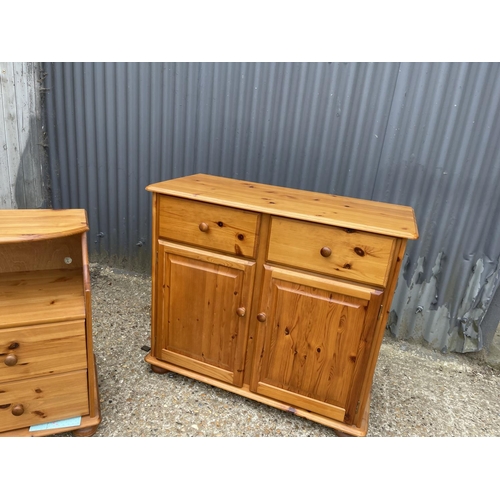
[42,62,500,354]
[373,63,500,353]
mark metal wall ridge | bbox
[42,61,500,354]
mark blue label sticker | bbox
[29,416,82,431]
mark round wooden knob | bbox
[4,353,18,366]
[257,313,267,323]
[236,307,246,317]
[320,246,332,257]
[12,404,24,416]
[199,222,209,232]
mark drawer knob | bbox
[12,404,24,416]
[320,246,332,257]
[257,313,267,323]
[199,222,209,232]
[236,307,246,317]
[4,353,18,366]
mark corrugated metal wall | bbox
[0,62,47,209]
[42,62,500,354]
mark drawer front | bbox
[0,370,89,432]
[158,196,259,257]
[268,217,396,286]
[0,321,88,383]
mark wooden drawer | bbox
[267,217,396,287]
[0,370,89,432]
[158,196,259,258]
[0,321,88,383]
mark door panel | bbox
[157,241,255,386]
[251,265,383,424]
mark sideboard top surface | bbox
[146,174,419,239]
[0,209,89,244]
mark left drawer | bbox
[0,321,88,383]
[0,370,89,432]
[158,196,259,258]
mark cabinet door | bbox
[250,265,383,425]
[156,241,255,387]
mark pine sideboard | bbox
[145,174,418,436]
[0,209,101,437]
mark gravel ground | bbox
[61,263,500,437]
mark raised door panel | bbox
[157,241,255,387]
[251,266,383,424]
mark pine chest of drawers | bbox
[0,209,101,437]
[145,174,418,436]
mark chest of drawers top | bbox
[0,209,89,244]
[146,174,419,240]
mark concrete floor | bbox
[63,264,500,437]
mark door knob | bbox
[257,313,267,323]
[4,353,18,366]
[12,404,24,416]
[320,246,332,257]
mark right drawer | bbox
[267,217,396,287]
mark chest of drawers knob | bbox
[199,222,209,232]
[320,246,332,257]
[4,353,18,366]
[257,313,267,323]
[236,307,246,317]
[12,404,24,416]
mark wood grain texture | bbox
[0,268,85,329]
[81,232,98,419]
[147,174,418,239]
[243,213,271,386]
[0,209,89,243]
[269,267,375,301]
[162,350,234,384]
[268,216,396,287]
[158,195,259,257]
[251,265,382,414]
[256,382,346,421]
[0,321,87,383]
[0,354,101,437]
[0,370,89,432]
[150,193,160,357]
[157,241,255,387]
[146,174,418,435]
[0,234,83,273]
[352,238,407,426]
[0,209,100,436]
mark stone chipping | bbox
[61,263,500,437]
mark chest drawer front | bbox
[0,370,89,432]
[158,196,259,258]
[267,217,396,287]
[0,321,88,383]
